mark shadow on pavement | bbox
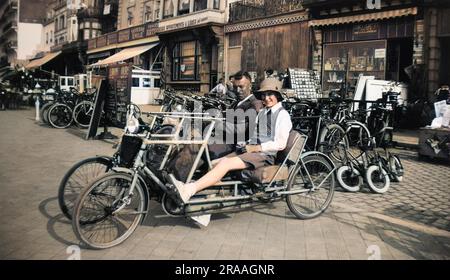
[331,210,450,259]
[38,196,80,247]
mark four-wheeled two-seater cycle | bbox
[64,109,337,249]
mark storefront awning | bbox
[309,7,418,27]
[90,43,158,67]
[25,51,62,69]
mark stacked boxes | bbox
[287,68,322,99]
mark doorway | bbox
[386,38,414,83]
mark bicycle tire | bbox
[336,165,362,192]
[365,165,390,194]
[48,103,73,129]
[58,156,114,220]
[389,155,403,182]
[319,123,349,163]
[72,172,146,249]
[72,101,94,128]
[40,102,54,124]
[286,155,335,219]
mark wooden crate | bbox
[418,127,450,161]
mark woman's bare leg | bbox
[191,157,247,193]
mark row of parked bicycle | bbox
[38,87,97,129]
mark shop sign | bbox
[163,17,209,32]
[374,48,386,58]
[96,35,107,48]
[131,26,145,40]
[118,29,130,42]
[353,23,379,36]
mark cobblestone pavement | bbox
[0,109,449,260]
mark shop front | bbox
[310,7,418,96]
[157,24,223,93]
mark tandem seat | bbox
[239,130,306,184]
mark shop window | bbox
[132,77,140,87]
[60,79,66,86]
[322,40,387,94]
[154,78,160,88]
[172,41,201,81]
[68,78,74,86]
[142,78,151,87]
[229,32,241,47]
[194,0,207,12]
[163,0,174,18]
[178,0,190,15]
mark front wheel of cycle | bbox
[389,155,403,182]
[72,172,146,249]
[58,156,114,220]
[365,165,390,194]
[286,155,335,219]
[336,165,362,192]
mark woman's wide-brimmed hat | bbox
[254,77,284,101]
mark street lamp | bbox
[34,83,42,122]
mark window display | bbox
[323,40,387,96]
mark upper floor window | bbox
[144,2,153,22]
[127,7,134,25]
[46,33,49,44]
[60,15,65,30]
[213,0,219,9]
[194,0,207,12]
[163,0,174,18]
[178,0,190,15]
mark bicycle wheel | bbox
[72,101,94,128]
[58,156,114,220]
[336,165,362,192]
[40,102,54,124]
[48,103,73,129]
[365,165,390,194]
[286,155,335,219]
[345,122,371,159]
[389,155,403,182]
[319,124,349,163]
[72,172,146,249]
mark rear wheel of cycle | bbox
[389,155,403,182]
[319,124,349,163]
[336,165,362,192]
[72,172,146,249]
[365,165,390,194]
[286,155,335,219]
[48,103,73,129]
[72,101,94,128]
[40,102,54,124]
[345,122,371,160]
[58,156,114,220]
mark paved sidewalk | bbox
[0,109,449,260]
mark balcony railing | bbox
[229,0,304,23]
[77,7,104,18]
[54,0,67,11]
[88,21,160,50]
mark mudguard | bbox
[300,151,336,170]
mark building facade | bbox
[225,0,309,84]
[0,0,49,67]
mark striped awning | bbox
[309,7,418,27]
[26,51,62,69]
[90,43,158,67]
